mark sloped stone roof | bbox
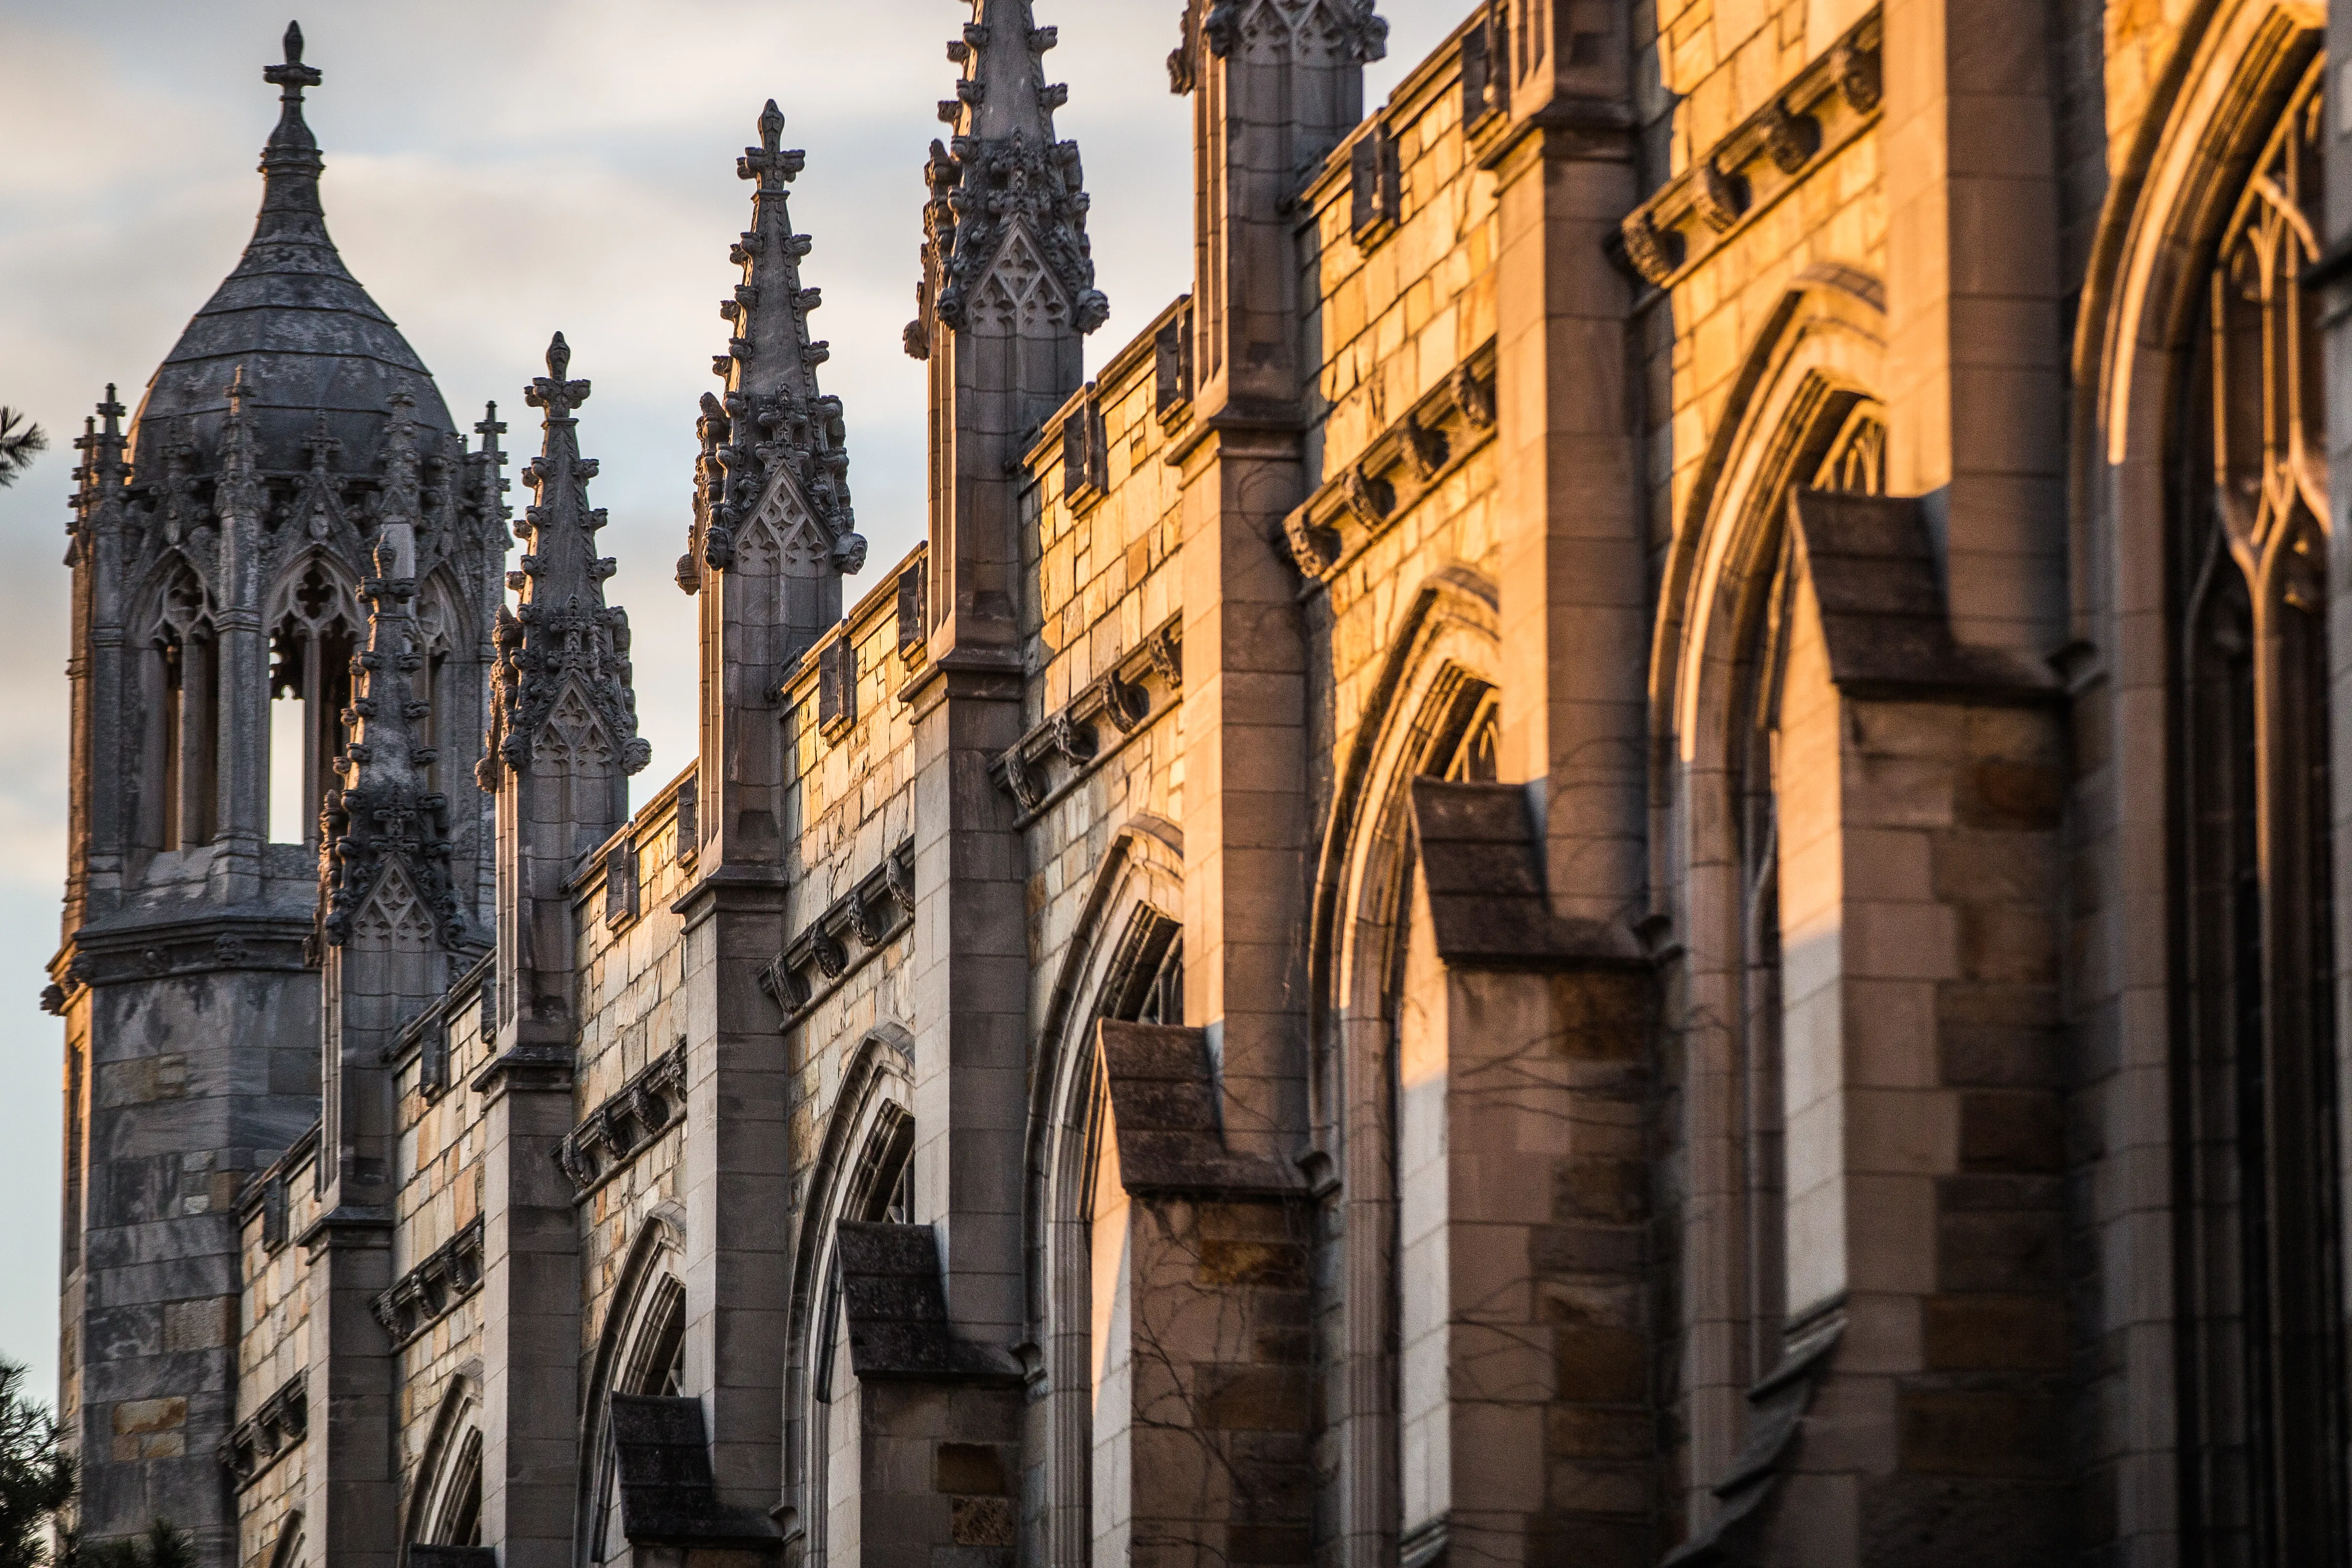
[129,23,456,475]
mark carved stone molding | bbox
[688,101,866,588]
[908,1,1109,355]
[556,1040,690,1197]
[1279,342,1499,584]
[54,921,314,1003]
[478,334,651,790]
[988,618,1184,814]
[219,1372,308,1488]
[368,1218,485,1347]
[1611,9,1882,291]
[761,841,917,1029]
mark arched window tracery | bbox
[2175,61,2346,1568]
[266,558,358,848]
[143,560,218,856]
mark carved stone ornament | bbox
[1285,512,1342,575]
[1692,157,1748,233]
[1449,363,1496,431]
[697,103,866,582]
[1177,0,1384,78]
[320,463,465,950]
[478,333,652,789]
[1760,99,1820,175]
[1100,671,1150,733]
[1832,38,1882,114]
[911,0,1109,353]
[1618,211,1682,287]
[1341,466,1396,528]
[1401,411,1449,480]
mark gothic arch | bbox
[2065,7,2338,1556]
[267,1512,305,1568]
[782,1025,916,1566]
[403,1372,483,1557]
[1643,266,1886,1528]
[1023,820,1185,1568]
[574,1204,687,1568]
[129,548,222,858]
[1649,262,1886,758]
[1301,565,1499,1564]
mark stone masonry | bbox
[46,2,2352,1565]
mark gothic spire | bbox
[216,368,263,524]
[697,102,865,578]
[320,424,462,948]
[244,20,339,274]
[481,334,650,788]
[907,0,1108,353]
[71,387,129,519]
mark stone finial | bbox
[480,333,650,790]
[260,21,323,174]
[906,0,1108,354]
[216,368,264,524]
[464,400,512,540]
[320,397,463,948]
[697,102,864,578]
[70,385,130,516]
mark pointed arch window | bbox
[2175,61,2347,1567]
[588,1278,688,1567]
[144,563,218,854]
[266,560,357,848]
[1723,400,1883,1398]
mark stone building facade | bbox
[44,0,2352,1564]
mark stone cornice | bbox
[369,1216,485,1347]
[1279,343,1498,585]
[988,617,1183,820]
[1612,9,1882,292]
[761,841,916,1031]
[555,1040,688,1200]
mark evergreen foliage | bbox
[0,1360,73,1568]
[0,411,44,489]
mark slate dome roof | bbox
[129,22,457,476]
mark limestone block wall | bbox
[1023,305,1191,1007]
[775,553,924,1164]
[1026,303,1187,717]
[1656,0,1877,168]
[570,774,696,1341]
[384,965,493,1513]
[1308,37,1498,486]
[232,1136,322,1568]
[1646,92,1883,549]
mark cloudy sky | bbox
[0,0,1458,1402]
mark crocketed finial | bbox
[258,19,324,182]
[530,332,588,423]
[482,332,649,789]
[739,100,801,191]
[693,99,863,582]
[909,0,1107,347]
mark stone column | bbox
[1881,0,2067,655]
[473,1058,579,1567]
[1481,36,1647,927]
[1172,0,1381,1157]
[211,373,266,904]
[902,0,1102,1343]
[303,518,472,1568]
